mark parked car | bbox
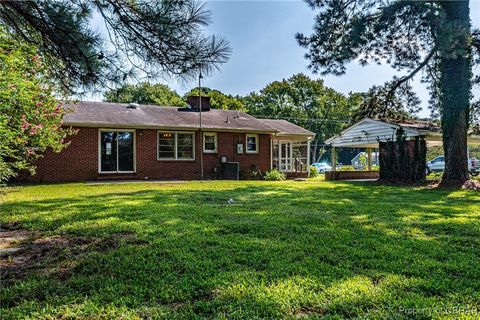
[426,156,479,176]
[311,162,332,173]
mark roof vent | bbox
[127,102,139,109]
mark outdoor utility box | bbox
[222,162,239,180]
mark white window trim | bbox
[203,132,217,153]
[157,131,195,161]
[246,134,259,154]
[98,129,136,174]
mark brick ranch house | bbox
[26,97,315,182]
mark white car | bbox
[426,156,479,176]
[310,162,332,173]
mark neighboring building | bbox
[325,117,480,181]
[25,97,314,182]
[351,151,379,169]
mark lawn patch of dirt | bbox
[426,179,480,190]
[462,179,480,190]
[1,226,93,281]
[0,224,146,281]
[295,307,326,318]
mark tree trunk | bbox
[438,1,472,185]
[379,137,427,183]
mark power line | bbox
[257,116,350,124]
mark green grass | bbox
[1,179,479,319]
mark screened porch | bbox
[257,119,315,176]
[272,139,310,174]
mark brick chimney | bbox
[188,95,211,111]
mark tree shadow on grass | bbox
[1,182,479,318]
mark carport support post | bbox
[332,146,336,172]
[307,140,311,176]
[367,147,372,171]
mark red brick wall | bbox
[26,127,99,182]
[26,127,272,182]
[325,170,379,181]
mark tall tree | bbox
[0,1,230,93]
[243,74,355,162]
[104,82,186,106]
[0,30,74,182]
[297,0,479,185]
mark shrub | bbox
[249,164,262,180]
[309,166,319,178]
[338,165,379,171]
[338,165,356,171]
[264,169,286,181]
[0,30,75,183]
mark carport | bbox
[325,118,480,180]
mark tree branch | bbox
[473,37,480,52]
[388,48,436,97]
[382,47,437,115]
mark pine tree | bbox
[297,0,479,185]
[0,1,230,93]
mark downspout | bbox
[199,73,204,180]
[270,134,275,170]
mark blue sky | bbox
[91,1,480,118]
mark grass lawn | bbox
[1,179,479,319]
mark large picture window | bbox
[246,134,259,153]
[99,130,135,173]
[158,131,194,160]
[203,132,217,153]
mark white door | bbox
[279,141,292,172]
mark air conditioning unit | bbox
[222,162,239,180]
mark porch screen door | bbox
[279,141,292,172]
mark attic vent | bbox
[127,103,139,109]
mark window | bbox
[203,132,217,153]
[99,130,135,173]
[158,132,175,159]
[158,131,194,160]
[177,133,194,159]
[246,134,259,153]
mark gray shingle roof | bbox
[63,102,278,133]
[380,117,440,132]
[258,119,315,137]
